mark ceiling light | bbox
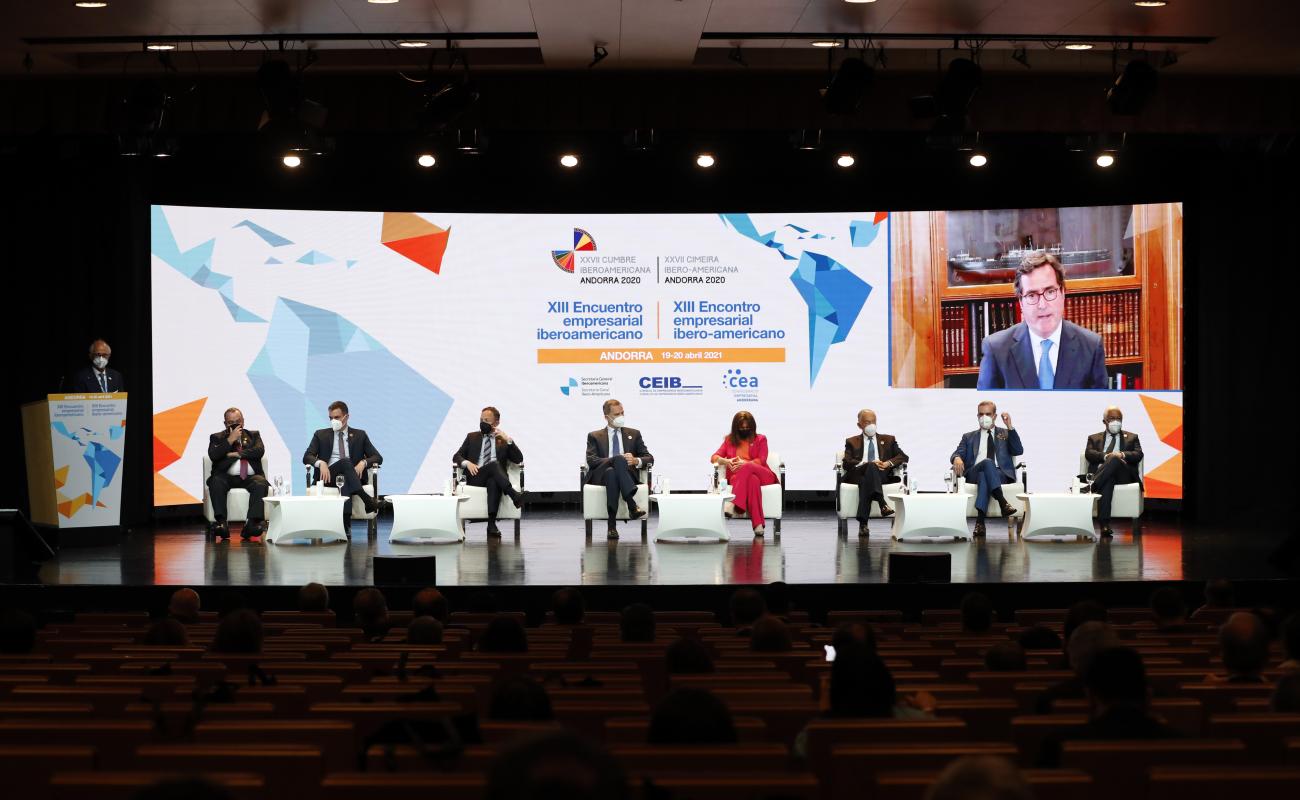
[1095,152,1116,168]
[282,154,302,168]
[810,40,843,48]
[146,42,176,51]
[844,0,878,3]
[368,0,400,4]
[1134,1,1168,6]
[398,40,428,48]
[836,154,856,168]
[559,153,579,168]
[1065,43,1094,51]
[822,57,874,115]
[1107,59,1159,114]
[968,152,988,168]
[696,153,715,168]
[417,153,435,168]
[75,2,109,7]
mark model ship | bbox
[948,244,1115,284]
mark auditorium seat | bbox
[611,744,794,775]
[50,771,266,800]
[1009,714,1087,765]
[800,719,969,775]
[873,768,1092,800]
[306,702,464,743]
[829,743,1019,800]
[194,720,356,764]
[363,744,499,772]
[927,699,1020,740]
[477,721,563,743]
[552,702,650,738]
[1205,714,1300,762]
[132,744,323,799]
[0,745,96,797]
[0,720,154,761]
[638,775,819,800]
[603,716,768,743]
[1049,698,1205,737]
[1060,739,1248,795]
[1178,683,1278,713]
[1147,766,1300,800]
[320,772,485,800]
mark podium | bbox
[21,393,128,545]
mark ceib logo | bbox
[551,228,596,273]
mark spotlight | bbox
[836,154,856,168]
[398,40,429,48]
[1106,59,1158,114]
[791,130,823,151]
[1134,1,1168,6]
[145,42,176,51]
[728,45,748,67]
[74,2,108,7]
[417,153,436,168]
[368,0,400,3]
[696,153,716,168]
[589,43,608,68]
[822,57,874,115]
[282,154,302,168]
[455,128,484,154]
[1095,152,1116,168]
[968,152,988,167]
[623,128,656,152]
[1065,43,1094,51]
[844,0,878,3]
[810,40,843,48]
[911,57,981,123]
[559,153,579,168]
[1011,46,1030,69]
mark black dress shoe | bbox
[1099,523,1114,539]
[241,521,264,540]
[997,499,1018,518]
[510,490,527,509]
[359,493,378,514]
[607,527,620,540]
[858,521,869,538]
[210,521,229,541]
[879,504,895,518]
[486,521,502,537]
[627,504,647,520]
[972,519,987,538]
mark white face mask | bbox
[978,415,994,430]
[329,418,344,432]
[609,415,625,429]
[92,356,108,370]
[862,423,877,437]
[1107,420,1122,434]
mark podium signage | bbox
[22,393,128,529]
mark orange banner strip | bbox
[537,348,786,364]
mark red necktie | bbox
[237,438,248,479]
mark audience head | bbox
[1017,625,1062,652]
[0,609,37,654]
[924,755,1032,800]
[1283,612,1300,664]
[1063,600,1109,652]
[829,642,897,718]
[1203,578,1235,609]
[144,618,190,646]
[211,609,263,653]
[352,587,390,637]
[831,622,878,657]
[297,582,330,612]
[406,615,444,645]
[480,615,528,653]
[468,590,499,613]
[551,588,586,625]
[1084,645,1148,710]
[647,688,738,744]
[1219,611,1270,678]
[490,676,554,721]
[487,732,628,800]
[729,588,767,629]
[167,588,201,624]
[749,615,793,652]
[960,592,995,633]
[1149,587,1187,627]
[619,603,656,643]
[984,642,1027,672]
[1271,673,1300,713]
[764,581,792,618]
[665,637,714,675]
[1067,621,1119,677]
[412,587,449,623]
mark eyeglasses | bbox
[1020,286,1061,305]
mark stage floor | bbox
[33,509,1290,588]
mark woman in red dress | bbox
[711,411,778,537]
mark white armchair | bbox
[712,451,785,534]
[202,453,270,523]
[455,461,525,536]
[834,452,908,536]
[1073,453,1144,526]
[308,463,381,536]
[946,457,1028,518]
[580,462,651,538]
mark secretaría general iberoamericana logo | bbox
[551,228,596,273]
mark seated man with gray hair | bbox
[840,408,908,538]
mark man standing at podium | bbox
[68,339,124,393]
[585,399,652,540]
[206,407,268,540]
[1085,406,1144,539]
[452,405,525,538]
[951,400,1023,538]
[303,400,381,523]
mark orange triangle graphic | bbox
[154,471,200,506]
[384,230,450,274]
[381,211,445,243]
[153,397,207,472]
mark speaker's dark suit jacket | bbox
[303,427,383,469]
[841,433,908,481]
[453,432,523,468]
[208,429,266,478]
[68,366,125,393]
[585,427,653,484]
[1084,430,1143,483]
[977,320,1108,390]
[951,426,1024,483]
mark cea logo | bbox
[722,368,759,388]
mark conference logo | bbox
[561,376,614,397]
[638,375,703,398]
[722,368,760,402]
[551,228,596,273]
[560,378,579,396]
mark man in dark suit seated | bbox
[303,400,380,527]
[68,339,125,393]
[950,400,1023,538]
[585,399,652,541]
[452,405,524,538]
[206,407,269,541]
[1084,406,1144,539]
[977,251,1108,390]
[841,408,908,538]
[1037,645,1178,767]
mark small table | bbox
[887,492,970,542]
[1015,493,1097,542]
[387,494,468,544]
[262,496,349,545]
[652,493,733,543]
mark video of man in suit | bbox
[889,202,1183,390]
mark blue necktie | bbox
[1038,340,1055,390]
[611,431,621,457]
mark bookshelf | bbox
[890,204,1183,390]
